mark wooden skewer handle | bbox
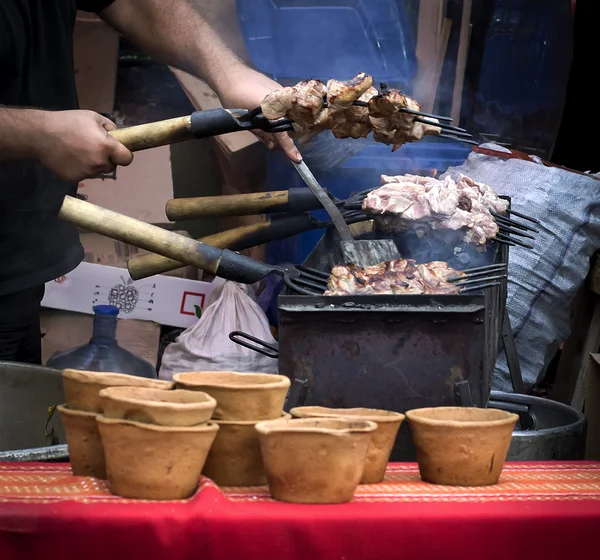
[58,196,223,274]
[109,116,193,152]
[165,188,324,221]
[127,222,271,280]
[166,191,290,221]
[109,109,245,152]
[128,211,322,280]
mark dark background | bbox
[551,0,597,172]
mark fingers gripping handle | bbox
[109,109,244,152]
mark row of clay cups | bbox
[291,406,519,487]
[172,373,405,490]
[173,371,291,487]
[253,405,518,504]
[57,369,221,500]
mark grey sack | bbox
[442,144,600,391]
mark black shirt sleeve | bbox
[76,0,117,13]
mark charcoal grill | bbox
[276,206,511,461]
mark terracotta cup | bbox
[255,417,377,504]
[405,406,519,486]
[62,369,173,413]
[173,371,290,421]
[99,386,216,427]
[290,406,405,484]
[97,416,219,500]
[202,412,291,487]
[57,404,106,479]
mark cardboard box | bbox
[80,232,198,280]
[41,309,160,367]
[42,262,223,329]
[586,354,600,460]
[169,68,267,192]
[77,146,174,224]
[73,12,119,114]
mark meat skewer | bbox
[361,173,536,249]
[301,261,507,295]
[323,259,507,297]
[259,73,474,150]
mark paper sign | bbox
[42,262,224,328]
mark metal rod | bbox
[460,281,502,293]
[438,134,478,145]
[449,269,507,282]
[461,263,507,274]
[414,118,470,135]
[290,276,326,292]
[504,208,541,225]
[497,226,536,240]
[453,274,507,286]
[494,238,516,247]
[491,211,539,233]
[295,265,331,280]
[496,233,533,249]
[268,124,294,133]
[399,107,453,122]
[322,100,454,122]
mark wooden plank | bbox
[551,283,594,404]
[415,0,443,72]
[414,0,450,112]
[571,299,600,410]
[451,1,472,123]
[586,354,600,460]
[588,251,600,295]
[422,18,452,113]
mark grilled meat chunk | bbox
[326,72,373,110]
[324,259,464,296]
[261,87,295,120]
[260,73,441,149]
[362,173,509,246]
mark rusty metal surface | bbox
[278,294,490,461]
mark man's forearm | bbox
[0,108,45,161]
[100,0,255,102]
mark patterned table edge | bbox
[1,462,600,505]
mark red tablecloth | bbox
[1,461,599,560]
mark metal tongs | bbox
[108,108,294,151]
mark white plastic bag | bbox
[159,281,278,380]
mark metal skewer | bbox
[460,281,502,293]
[497,226,535,240]
[495,233,533,249]
[503,209,541,225]
[490,211,539,233]
[452,274,507,286]
[438,134,478,145]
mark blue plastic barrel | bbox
[236,0,472,266]
[236,0,417,85]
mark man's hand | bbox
[37,110,134,181]
[216,68,302,162]
[0,108,134,182]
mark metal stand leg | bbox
[501,309,525,394]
